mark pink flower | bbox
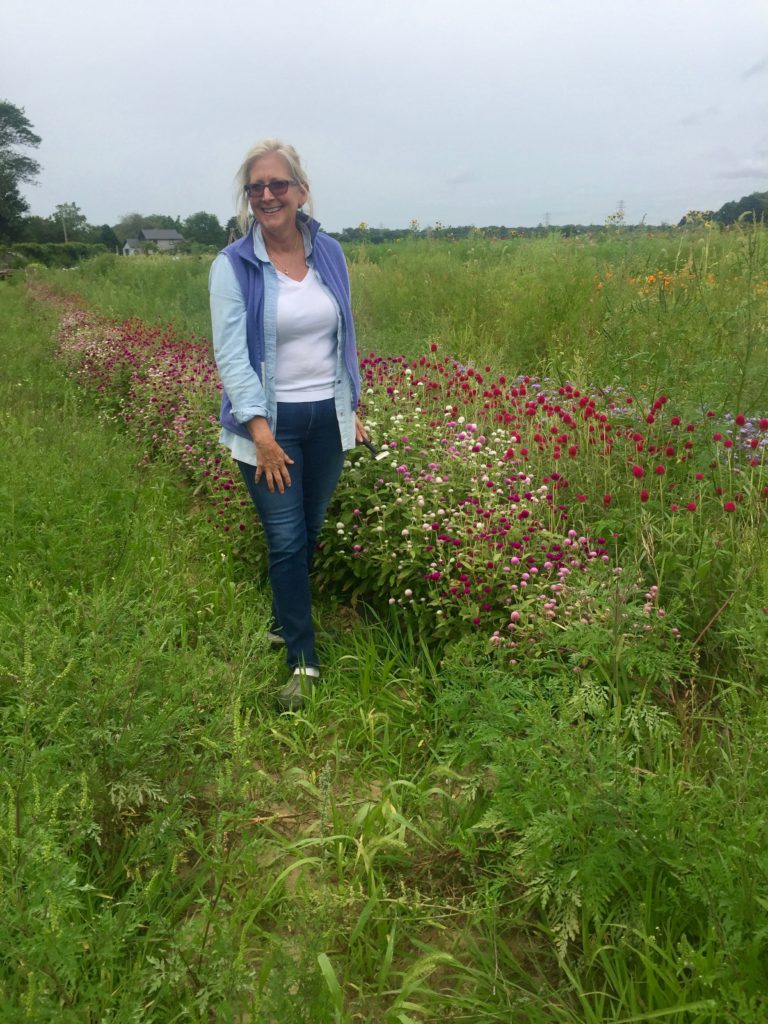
[723,501,736,512]
[631,465,644,479]
[640,489,649,503]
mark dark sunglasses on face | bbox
[243,179,299,198]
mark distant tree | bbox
[21,214,60,243]
[182,210,225,247]
[85,223,120,251]
[713,191,768,226]
[50,202,88,242]
[112,212,144,244]
[0,100,41,241]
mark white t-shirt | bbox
[275,267,338,402]
[221,265,340,466]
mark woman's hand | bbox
[354,412,369,445]
[247,417,294,493]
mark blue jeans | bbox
[237,399,345,670]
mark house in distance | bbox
[123,228,185,255]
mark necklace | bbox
[266,231,303,277]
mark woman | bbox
[209,139,366,709]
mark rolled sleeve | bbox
[209,254,268,423]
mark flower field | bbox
[47,275,767,687]
[6,230,768,1022]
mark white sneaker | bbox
[277,667,320,710]
[267,630,286,647]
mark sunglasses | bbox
[243,179,299,198]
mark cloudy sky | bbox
[4,0,767,231]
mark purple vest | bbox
[217,216,360,439]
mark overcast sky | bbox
[4,0,767,231]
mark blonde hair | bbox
[234,139,312,234]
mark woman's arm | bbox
[209,254,293,492]
[208,253,269,423]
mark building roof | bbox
[140,229,185,242]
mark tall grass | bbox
[50,223,768,412]
[4,225,768,1021]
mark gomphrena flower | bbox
[47,283,767,650]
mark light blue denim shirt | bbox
[209,222,357,465]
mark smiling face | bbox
[247,152,307,241]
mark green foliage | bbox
[0,99,41,241]
[434,637,768,1017]
[714,191,768,226]
[6,241,108,267]
[183,210,226,248]
[49,201,88,242]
